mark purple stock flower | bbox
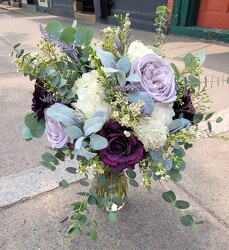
[39,24,79,62]
[98,119,144,173]
[130,54,176,103]
[44,103,70,149]
[31,79,50,121]
[173,94,196,121]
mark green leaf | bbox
[16,49,24,58]
[175,200,190,209]
[174,147,185,158]
[204,112,214,121]
[78,214,87,225]
[79,180,89,186]
[73,201,85,212]
[194,113,204,123]
[180,214,193,226]
[112,197,123,206]
[108,212,117,223]
[55,150,65,161]
[59,179,69,188]
[129,179,139,187]
[168,169,182,182]
[60,26,76,44]
[89,229,98,241]
[68,226,83,237]
[58,86,68,96]
[75,27,94,46]
[66,167,77,174]
[65,87,76,99]
[42,152,59,165]
[162,191,176,203]
[24,113,45,138]
[216,117,223,123]
[116,55,131,73]
[65,126,83,139]
[83,117,104,136]
[40,161,56,171]
[89,134,108,150]
[207,121,212,133]
[50,76,59,87]
[98,174,106,186]
[102,198,112,207]
[21,127,33,140]
[88,195,97,205]
[13,43,21,49]
[89,188,99,199]
[126,170,137,179]
[46,21,62,38]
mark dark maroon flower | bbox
[31,79,50,121]
[173,94,196,121]
[98,119,144,173]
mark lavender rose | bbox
[130,54,176,103]
[32,78,51,121]
[98,119,144,173]
[44,103,69,148]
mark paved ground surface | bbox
[0,5,229,250]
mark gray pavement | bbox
[0,5,229,250]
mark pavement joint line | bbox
[0,179,79,212]
[175,181,229,231]
[0,36,12,47]
[0,71,18,76]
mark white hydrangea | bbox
[127,40,156,62]
[136,104,175,151]
[72,70,111,118]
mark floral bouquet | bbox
[13,7,226,241]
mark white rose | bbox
[72,70,111,118]
[136,104,175,151]
[127,40,156,62]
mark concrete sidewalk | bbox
[0,5,229,250]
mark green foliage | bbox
[153,6,169,48]
[75,27,94,46]
[108,212,117,223]
[59,179,69,188]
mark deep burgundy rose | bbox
[173,94,196,121]
[31,79,50,121]
[98,119,144,173]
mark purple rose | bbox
[44,103,69,148]
[98,119,144,173]
[173,94,196,121]
[130,54,176,103]
[32,79,51,121]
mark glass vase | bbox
[92,171,128,212]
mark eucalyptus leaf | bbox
[117,71,126,86]
[127,91,154,115]
[92,46,116,68]
[46,21,62,38]
[89,134,108,150]
[65,126,83,139]
[108,212,117,223]
[60,26,76,44]
[59,179,69,188]
[180,214,193,226]
[21,127,33,140]
[116,55,131,73]
[75,27,93,46]
[89,229,98,241]
[46,104,76,126]
[84,117,105,136]
[162,191,176,203]
[126,74,141,82]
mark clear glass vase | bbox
[92,171,128,212]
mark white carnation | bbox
[127,40,156,62]
[72,70,111,118]
[136,104,175,151]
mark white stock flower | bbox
[127,40,156,62]
[136,104,175,151]
[72,70,111,118]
